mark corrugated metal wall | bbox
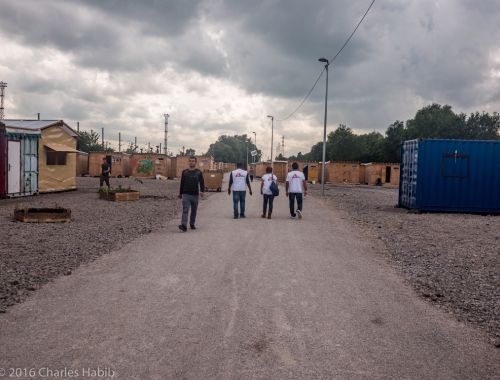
[399,139,500,213]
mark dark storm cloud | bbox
[1,0,500,155]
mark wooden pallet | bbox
[98,190,140,201]
[14,204,71,223]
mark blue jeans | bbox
[233,191,246,217]
[263,194,275,212]
[289,193,303,217]
[181,194,199,226]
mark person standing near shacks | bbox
[249,166,255,182]
[260,166,277,219]
[178,156,204,232]
[100,157,111,190]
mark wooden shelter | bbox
[169,155,212,179]
[363,163,400,186]
[131,153,170,178]
[89,152,131,177]
[2,120,80,193]
[76,151,89,176]
[329,162,361,184]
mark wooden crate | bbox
[14,205,71,223]
[99,190,140,201]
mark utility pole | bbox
[102,128,104,147]
[119,132,121,152]
[0,82,7,119]
[164,114,169,155]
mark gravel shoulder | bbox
[0,177,212,312]
[1,178,499,350]
[308,183,500,348]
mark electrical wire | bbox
[273,0,376,122]
[274,68,325,122]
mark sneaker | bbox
[290,215,296,219]
[240,215,246,218]
[296,209,302,219]
[190,225,196,230]
[178,224,187,232]
[234,216,239,219]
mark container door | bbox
[8,140,21,194]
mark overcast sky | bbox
[1,0,499,158]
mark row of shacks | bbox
[252,161,400,186]
[81,153,214,179]
[0,119,217,198]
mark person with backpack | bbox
[260,166,278,219]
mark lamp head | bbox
[319,58,328,63]
[267,115,273,118]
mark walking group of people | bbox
[178,158,307,231]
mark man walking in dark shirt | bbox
[100,157,110,189]
[178,156,204,232]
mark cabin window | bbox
[46,152,67,165]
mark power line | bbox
[274,0,376,122]
[275,68,325,122]
[328,0,376,63]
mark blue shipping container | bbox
[399,139,500,213]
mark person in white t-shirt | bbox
[285,162,307,219]
[260,166,278,219]
[228,163,252,219]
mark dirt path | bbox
[1,180,499,379]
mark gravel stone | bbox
[308,183,500,348]
[0,177,211,312]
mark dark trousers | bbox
[100,175,110,188]
[181,194,199,226]
[232,191,246,217]
[263,194,275,212]
[289,193,303,217]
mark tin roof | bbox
[2,119,79,138]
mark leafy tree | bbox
[206,135,260,163]
[77,130,114,153]
[327,124,360,161]
[404,103,464,140]
[382,120,405,163]
[460,111,500,140]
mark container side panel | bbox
[415,139,500,212]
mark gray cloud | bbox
[1,0,500,157]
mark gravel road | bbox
[1,177,499,350]
[308,183,500,349]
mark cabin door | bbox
[7,140,21,194]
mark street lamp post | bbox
[246,140,249,170]
[253,131,257,163]
[319,58,329,196]
[267,116,274,168]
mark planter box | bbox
[14,205,71,223]
[99,190,140,201]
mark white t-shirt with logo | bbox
[262,173,277,195]
[286,170,305,193]
[231,169,248,191]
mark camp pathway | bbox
[1,179,499,380]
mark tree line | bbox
[287,103,500,163]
